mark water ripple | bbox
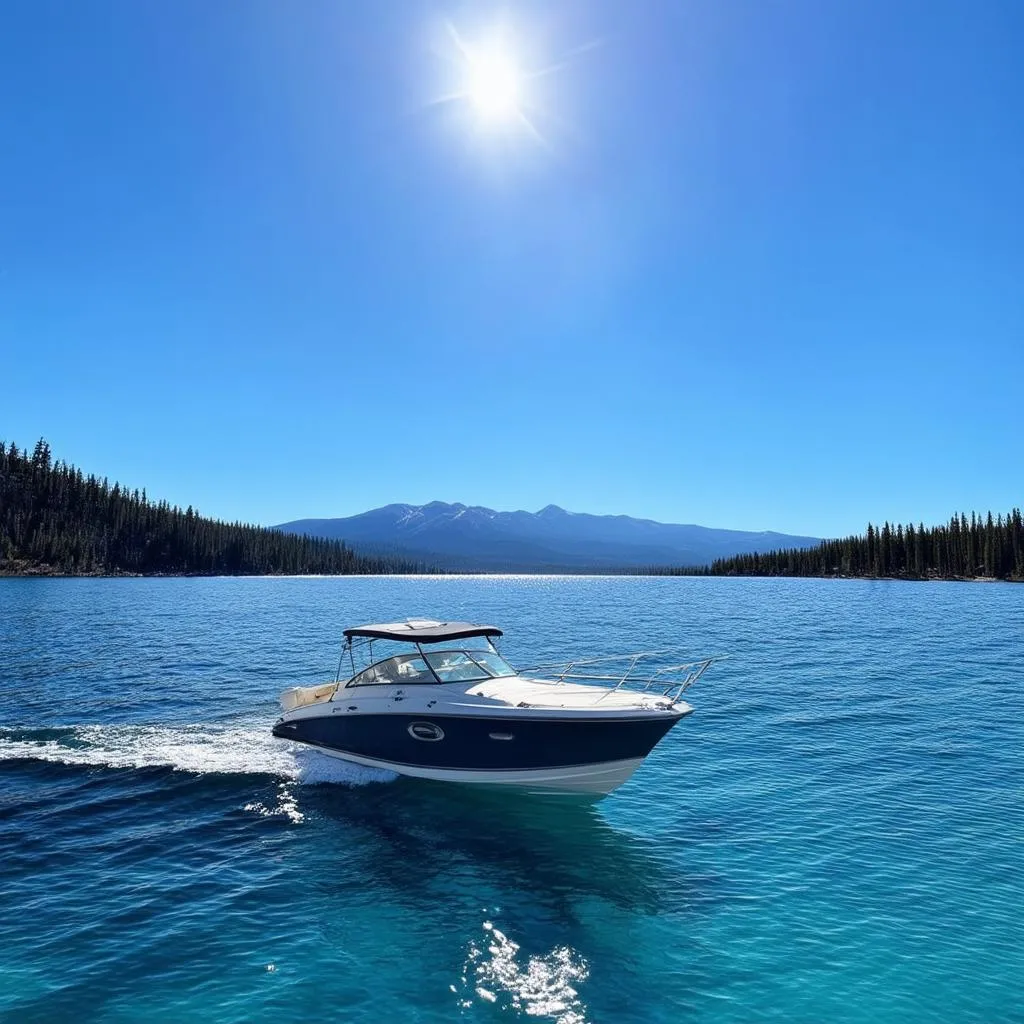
[1,576,1022,1023]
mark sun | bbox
[439,24,533,132]
[466,49,521,121]
[430,20,594,145]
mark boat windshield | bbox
[348,648,516,686]
[425,650,515,683]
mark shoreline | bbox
[2,566,1020,583]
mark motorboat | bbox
[272,618,722,796]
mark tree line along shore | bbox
[1,440,427,576]
[645,510,1023,582]
[2,439,1020,581]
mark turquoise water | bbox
[1,576,1021,1023]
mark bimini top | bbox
[343,618,504,643]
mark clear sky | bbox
[2,1,1021,538]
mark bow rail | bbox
[518,651,727,705]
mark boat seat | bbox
[279,682,338,711]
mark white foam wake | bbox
[0,722,398,787]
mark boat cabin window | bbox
[347,648,517,686]
[349,654,435,686]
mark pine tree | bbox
[1,438,431,577]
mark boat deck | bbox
[466,676,685,712]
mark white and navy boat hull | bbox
[273,705,690,796]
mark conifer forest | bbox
[666,513,1023,581]
[0,440,422,576]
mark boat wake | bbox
[0,722,398,787]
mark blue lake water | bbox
[1,575,1022,1023]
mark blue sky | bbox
[2,0,1021,538]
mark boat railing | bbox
[518,650,727,704]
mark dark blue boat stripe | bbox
[273,712,683,771]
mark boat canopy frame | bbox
[342,620,503,643]
[335,620,505,684]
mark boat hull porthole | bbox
[408,721,444,742]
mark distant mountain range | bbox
[275,502,821,572]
